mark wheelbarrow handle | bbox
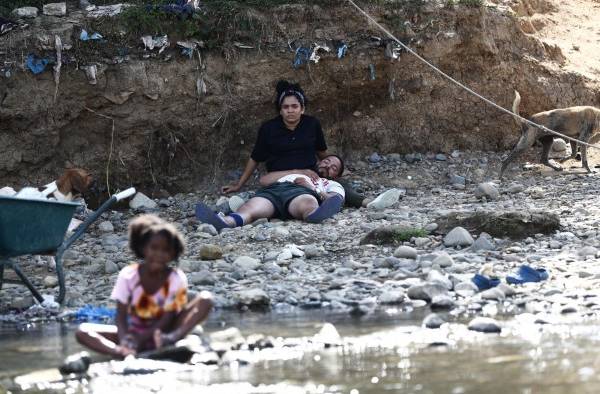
[114,187,136,202]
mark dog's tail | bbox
[512,90,522,126]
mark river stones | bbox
[234,288,270,309]
[394,246,418,259]
[468,317,501,333]
[443,227,474,247]
[423,313,445,328]
[474,182,500,201]
[199,244,223,260]
[407,283,447,302]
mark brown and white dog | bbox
[500,91,600,178]
[33,169,96,270]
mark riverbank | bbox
[2,149,599,322]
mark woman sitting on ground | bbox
[222,80,329,194]
[75,215,213,358]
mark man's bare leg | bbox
[287,195,320,220]
[223,197,276,226]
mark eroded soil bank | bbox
[1,0,599,195]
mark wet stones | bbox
[360,225,427,246]
[189,270,216,286]
[423,313,445,328]
[377,289,406,304]
[43,275,58,287]
[234,288,270,310]
[468,317,501,333]
[13,7,39,18]
[407,283,447,302]
[443,227,474,247]
[98,221,114,233]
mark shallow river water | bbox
[2,309,600,393]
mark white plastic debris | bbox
[12,7,39,18]
[43,3,67,17]
[87,3,131,18]
[142,35,169,53]
[309,43,331,63]
[15,187,47,200]
[82,64,98,85]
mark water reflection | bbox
[2,310,600,393]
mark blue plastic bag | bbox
[74,305,116,323]
[26,54,49,75]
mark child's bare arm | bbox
[115,302,130,342]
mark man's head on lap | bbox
[317,155,344,179]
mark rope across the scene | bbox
[346,0,600,150]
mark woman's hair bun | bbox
[276,80,291,95]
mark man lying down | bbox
[196,155,345,231]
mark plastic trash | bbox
[369,64,376,80]
[142,35,169,53]
[87,4,131,18]
[336,43,348,59]
[82,64,97,85]
[74,305,116,323]
[472,274,500,291]
[293,47,312,69]
[309,44,330,63]
[26,54,50,75]
[0,16,17,36]
[506,265,549,285]
[80,29,103,41]
[0,186,16,196]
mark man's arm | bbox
[259,169,318,186]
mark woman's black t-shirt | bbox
[251,115,327,172]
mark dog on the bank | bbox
[1,169,96,270]
[499,91,600,178]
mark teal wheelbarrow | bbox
[0,188,137,305]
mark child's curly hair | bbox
[128,214,185,260]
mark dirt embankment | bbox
[0,0,598,196]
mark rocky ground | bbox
[2,143,600,333]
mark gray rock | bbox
[455,281,478,297]
[435,153,447,161]
[378,289,405,304]
[407,283,447,302]
[578,246,598,257]
[304,245,325,259]
[368,152,382,163]
[552,139,567,152]
[11,295,34,310]
[104,261,119,274]
[506,183,525,194]
[449,174,466,185]
[430,294,455,310]
[189,270,216,285]
[414,237,431,247]
[471,235,495,252]
[468,317,501,333]
[13,7,39,18]
[44,275,58,287]
[199,244,223,260]
[228,195,245,212]
[480,287,505,301]
[43,3,67,16]
[423,313,445,328]
[443,227,474,247]
[199,224,218,236]
[98,221,114,233]
[129,192,158,209]
[432,252,453,268]
[497,283,516,297]
[394,246,418,259]
[233,256,261,271]
[234,288,270,309]
[427,271,453,290]
[475,182,500,201]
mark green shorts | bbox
[254,182,320,220]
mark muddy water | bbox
[2,310,600,393]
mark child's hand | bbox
[120,334,138,350]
